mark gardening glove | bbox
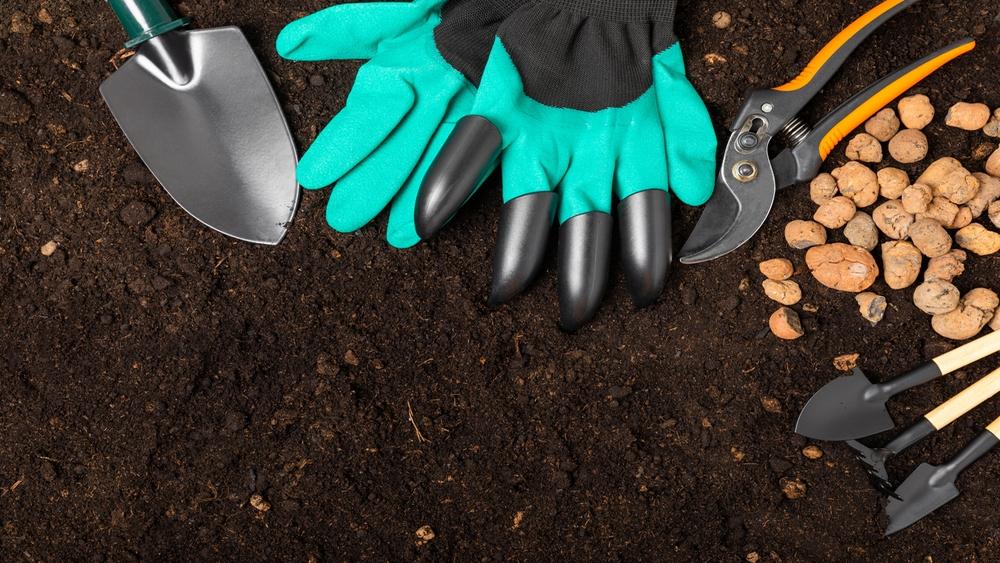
[415,0,717,331]
[277,0,523,248]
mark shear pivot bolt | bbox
[734,161,758,182]
[738,133,759,149]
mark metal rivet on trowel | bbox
[761,103,774,113]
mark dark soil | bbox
[2,0,999,560]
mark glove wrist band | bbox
[541,0,676,23]
[435,0,530,85]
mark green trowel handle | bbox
[107,0,190,48]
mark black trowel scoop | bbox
[100,0,299,244]
[796,330,1000,441]
[847,364,1000,495]
[885,414,1000,535]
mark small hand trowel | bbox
[885,414,1000,535]
[796,330,1000,441]
[848,364,1000,495]
[100,0,299,244]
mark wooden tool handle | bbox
[933,329,1000,375]
[987,417,1000,439]
[926,365,1000,430]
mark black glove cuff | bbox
[543,0,676,23]
[435,0,529,86]
[497,1,680,111]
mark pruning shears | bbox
[679,0,976,264]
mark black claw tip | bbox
[489,192,557,307]
[558,212,612,332]
[415,116,501,239]
[619,190,671,308]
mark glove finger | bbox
[618,190,671,308]
[277,0,444,62]
[387,91,486,248]
[554,147,615,329]
[298,70,416,190]
[386,120,457,249]
[613,117,671,307]
[325,84,458,235]
[654,45,718,207]
[487,138,562,305]
[556,144,614,224]
[410,36,515,240]
[385,177,424,250]
[499,133,565,204]
[613,104,669,201]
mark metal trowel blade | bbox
[885,463,959,535]
[795,368,896,441]
[100,27,298,245]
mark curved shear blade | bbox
[679,148,777,264]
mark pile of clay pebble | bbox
[763,96,1000,341]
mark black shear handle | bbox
[773,38,976,189]
[733,0,921,130]
[770,0,921,114]
[806,38,977,162]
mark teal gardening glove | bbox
[416,0,717,330]
[277,0,523,248]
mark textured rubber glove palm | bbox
[277,0,515,247]
[475,41,714,220]
[417,0,717,330]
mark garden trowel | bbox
[848,364,1000,495]
[796,330,1000,441]
[100,0,298,245]
[885,414,1000,535]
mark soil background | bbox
[2,0,1000,560]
